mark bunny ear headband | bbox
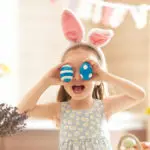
[61,9,114,49]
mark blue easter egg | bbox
[60,65,73,82]
[80,62,93,80]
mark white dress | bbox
[59,99,112,150]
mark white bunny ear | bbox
[61,9,85,42]
[88,28,114,47]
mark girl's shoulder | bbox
[53,101,69,114]
[94,99,110,119]
[94,99,104,105]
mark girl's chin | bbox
[71,93,89,100]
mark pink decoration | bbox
[61,9,84,42]
[88,29,114,47]
[61,9,114,48]
[50,0,55,3]
[101,6,114,26]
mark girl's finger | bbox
[82,58,93,64]
[83,58,99,68]
[87,60,101,74]
[91,73,99,81]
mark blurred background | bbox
[0,0,150,149]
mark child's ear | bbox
[61,9,85,42]
[87,28,114,48]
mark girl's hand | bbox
[43,62,69,86]
[84,58,109,81]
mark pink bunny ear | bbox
[88,28,114,47]
[61,9,85,42]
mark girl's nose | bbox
[73,71,81,81]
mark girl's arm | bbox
[17,77,60,119]
[17,63,66,119]
[87,59,146,118]
[17,77,50,113]
[103,73,146,118]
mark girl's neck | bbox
[69,97,94,110]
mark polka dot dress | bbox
[59,100,112,150]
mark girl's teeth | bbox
[72,85,85,94]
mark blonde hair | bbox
[57,43,109,102]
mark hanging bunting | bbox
[109,7,128,28]
[50,0,150,29]
[77,0,93,20]
[130,4,148,29]
[92,0,104,24]
[101,6,114,26]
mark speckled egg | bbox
[79,62,93,80]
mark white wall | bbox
[0,0,19,106]
[19,0,69,103]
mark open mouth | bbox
[72,85,85,94]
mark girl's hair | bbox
[56,43,109,102]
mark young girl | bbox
[17,9,145,150]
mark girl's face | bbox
[63,48,99,101]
